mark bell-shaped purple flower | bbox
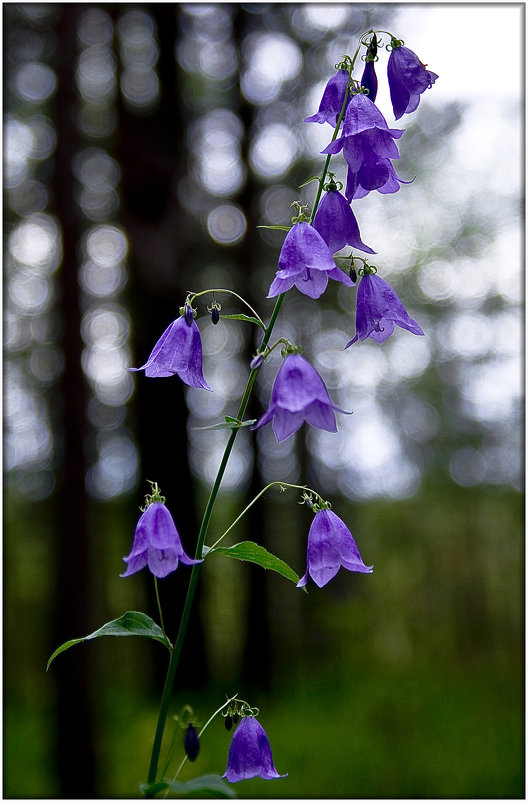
[267,222,353,300]
[322,93,406,199]
[223,716,287,783]
[345,272,424,347]
[388,44,438,121]
[297,509,373,589]
[128,316,212,390]
[313,189,375,255]
[304,69,350,125]
[120,502,203,579]
[345,158,411,201]
[253,354,351,443]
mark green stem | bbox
[146,293,286,792]
[153,578,168,646]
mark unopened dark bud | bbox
[211,306,220,325]
[184,724,200,762]
[350,268,357,283]
[232,713,240,725]
[184,304,194,327]
[224,715,233,731]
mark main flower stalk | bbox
[146,73,353,788]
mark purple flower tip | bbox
[253,353,351,443]
[120,502,202,579]
[297,509,373,589]
[223,717,287,783]
[128,316,212,390]
[345,272,424,347]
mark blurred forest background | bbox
[4,3,523,799]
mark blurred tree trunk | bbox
[113,4,207,691]
[51,6,97,797]
[231,6,274,692]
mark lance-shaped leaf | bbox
[207,541,301,586]
[139,774,236,799]
[193,417,257,432]
[220,313,266,330]
[47,611,171,671]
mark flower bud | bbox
[184,723,200,762]
[224,715,233,731]
[211,306,220,325]
[184,304,194,327]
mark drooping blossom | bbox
[223,717,287,783]
[304,69,350,125]
[321,92,408,200]
[297,509,373,589]
[128,315,212,390]
[120,501,202,579]
[267,222,354,300]
[344,272,424,347]
[253,354,351,443]
[387,42,438,120]
[313,188,375,255]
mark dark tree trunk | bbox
[114,4,207,691]
[51,6,97,797]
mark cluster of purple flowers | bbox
[121,31,436,785]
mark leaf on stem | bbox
[256,225,291,231]
[139,774,236,799]
[219,313,266,330]
[46,611,172,671]
[208,541,301,585]
[193,417,257,432]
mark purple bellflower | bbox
[388,42,438,121]
[121,501,202,579]
[267,222,354,300]
[304,69,350,125]
[345,272,424,347]
[313,188,375,255]
[253,353,351,443]
[321,93,408,200]
[128,315,212,390]
[223,716,287,783]
[297,509,373,589]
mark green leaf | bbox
[298,175,321,188]
[220,313,265,330]
[193,418,256,432]
[210,541,301,585]
[47,611,171,671]
[256,225,291,231]
[140,774,236,798]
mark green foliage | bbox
[207,541,301,586]
[140,774,236,799]
[46,612,171,670]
